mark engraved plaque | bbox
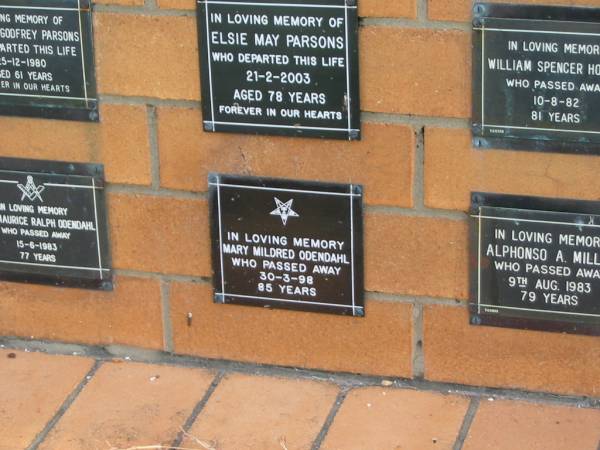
[473,3,600,153]
[197,0,360,140]
[0,157,111,289]
[0,0,98,121]
[470,192,600,335]
[209,174,364,316]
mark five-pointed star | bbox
[270,197,299,226]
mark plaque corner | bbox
[207,172,221,186]
[214,292,226,304]
[353,306,365,317]
[99,279,114,292]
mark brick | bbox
[109,193,210,276]
[183,373,339,449]
[0,104,151,186]
[94,13,199,99]
[0,276,164,350]
[0,350,93,450]
[321,387,469,450]
[157,0,194,9]
[95,0,143,5]
[464,400,600,450]
[39,361,215,450]
[157,0,417,18]
[425,127,600,212]
[361,27,470,117]
[429,0,600,23]
[359,0,417,18]
[423,305,600,396]
[157,107,415,207]
[366,214,468,299]
[170,282,413,377]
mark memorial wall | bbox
[0,0,598,400]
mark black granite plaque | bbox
[197,0,360,140]
[470,192,600,335]
[209,174,364,315]
[473,3,600,153]
[0,157,111,290]
[0,0,98,121]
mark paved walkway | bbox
[1,347,599,450]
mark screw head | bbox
[354,307,365,317]
[204,122,214,132]
[89,110,99,121]
[471,315,482,325]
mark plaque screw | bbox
[208,173,220,185]
[471,315,482,325]
[472,18,482,28]
[349,130,359,140]
[346,0,356,6]
[204,122,215,132]
[473,138,482,148]
[214,293,225,303]
[473,3,485,16]
[89,110,99,121]
[354,307,365,317]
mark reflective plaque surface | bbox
[197,0,360,140]
[0,158,111,290]
[470,192,600,335]
[0,0,98,121]
[209,174,364,316]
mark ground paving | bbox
[0,345,599,450]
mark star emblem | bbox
[270,197,299,226]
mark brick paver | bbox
[463,399,600,450]
[2,350,599,450]
[320,387,470,450]
[0,349,93,450]
[38,361,215,450]
[182,373,339,450]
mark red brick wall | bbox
[0,0,599,398]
